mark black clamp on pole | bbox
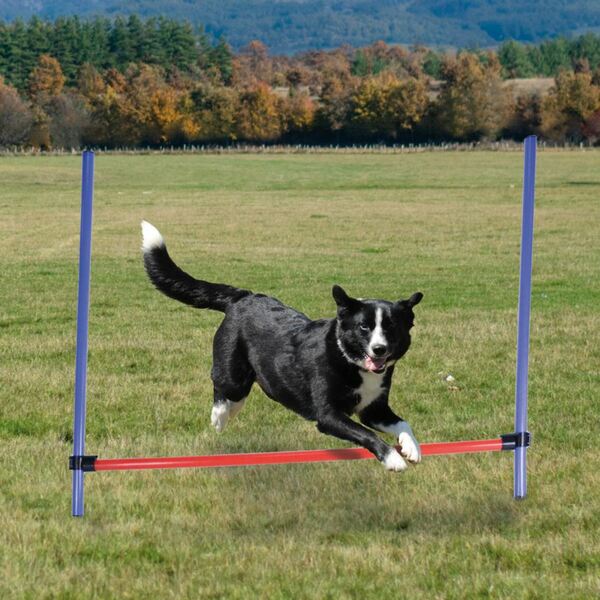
[69,455,97,472]
[500,432,531,451]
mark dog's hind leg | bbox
[210,376,253,432]
[210,325,255,433]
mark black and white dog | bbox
[141,221,423,471]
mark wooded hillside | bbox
[2,1,600,53]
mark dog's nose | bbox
[371,344,387,357]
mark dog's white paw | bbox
[211,403,230,433]
[398,431,421,464]
[211,399,246,432]
[383,448,408,472]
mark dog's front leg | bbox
[316,410,408,472]
[358,401,421,464]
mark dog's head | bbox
[332,285,423,374]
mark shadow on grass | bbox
[202,461,519,542]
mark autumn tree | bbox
[189,83,238,142]
[503,92,543,140]
[300,48,352,89]
[28,107,51,149]
[148,86,182,143]
[235,83,282,142]
[81,63,181,146]
[0,77,33,146]
[314,74,355,141]
[435,52,512,141]
[582,109,600,143]
[78,67,128,146]
[77,63,106,101]
[174,95,201,143]
[540,70,600,142]
[280,91,315,139]
[234,41,272,85]
[349,72,428,141]
[25,54,68,148]
[352,41,415,79]
[123,63,189,145]
[27,54,65,101]
[46,92,90,148]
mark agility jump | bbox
[70,137,536,517]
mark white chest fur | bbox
[353,371,385,414]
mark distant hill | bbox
[2,1,600,54]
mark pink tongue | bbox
[365,356,386,372]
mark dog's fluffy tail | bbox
[141,221,251,312]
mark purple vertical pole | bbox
[514,136,536,499]
[72,151,94,516]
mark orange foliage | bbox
[540,71,600,142]
[235,83,282,142]
[350,72,428,139]
[436,52,511,141]
[282,92,315,134]
[28,54,65,101]
[6,38,600,149]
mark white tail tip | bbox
[141,220,164,252]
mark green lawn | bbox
[0,150,598,599]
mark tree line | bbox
[496,35,600,79]
[0,16,232,90]
[1,16,600,148]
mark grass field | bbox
[1,150,599,599]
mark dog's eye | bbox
[359,324,370,332]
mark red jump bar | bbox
[93,438,504,472]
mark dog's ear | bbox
[332,285,360,311]
[396,292,423,309]
[406,292,423,308]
